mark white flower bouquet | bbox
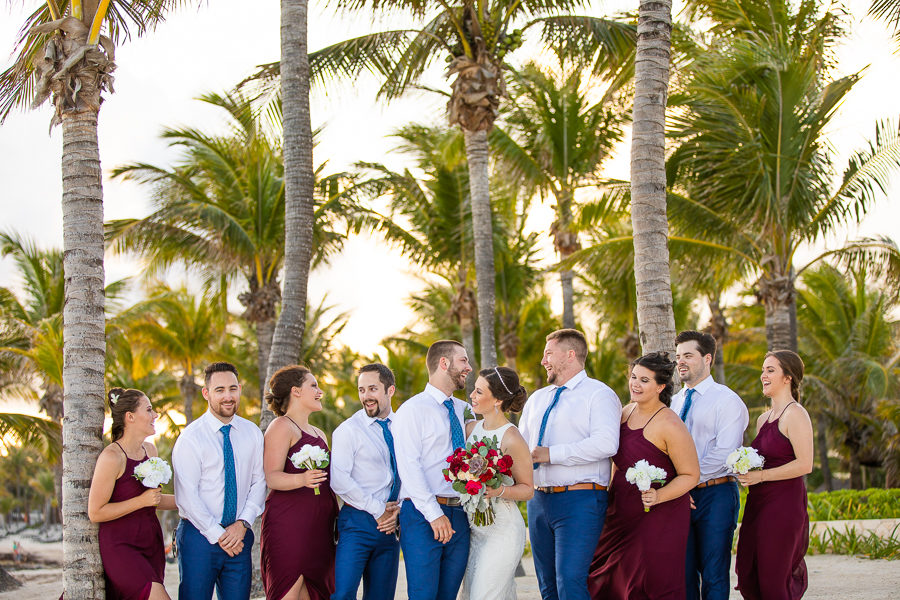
[133,457,172,489]
[725,446,765,475]
[625,459,668,512]
[290,444,330,495]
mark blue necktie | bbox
[376,419,401,502]
[443,399,466,451]
[679,388,695,422]
[534,386,566,469]
[220,424,237,526]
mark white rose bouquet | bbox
[625,459,668,512]
[133,457,172,489]
[725,446,765,475]
[290,444,330,495]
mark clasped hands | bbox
[376,501,400,534]
[217,521,247,557]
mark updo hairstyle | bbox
[479,366,528,413]
[766,350,804,402]
[265,365,312,417]
[108,387,147,442]
[631,352,676,407]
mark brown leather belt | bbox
[695,476,735,489]
[436,496,462,506]
[535,482,607,494]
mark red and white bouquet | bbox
[443,436,514,526]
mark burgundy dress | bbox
[98,449,165,600]
[589,412,690,599]
[260,430,338,600]
[735,410,809,599]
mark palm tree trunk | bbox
[257,318,275,420]
[816,413,833,491]
[761,288,797,352]
[560,268,576,329]
[463,129,497,368]
[848,452,863,489]
[266,0,316,432]
[708,297,728,384]
[60,109,106,597]
[178,372,198,424]
[630,0,676,357]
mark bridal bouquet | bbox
[133,457,172,489]
[625,459,668,512]
[725,446,765,475]
[290,445,330,495]
[443,437,514,526]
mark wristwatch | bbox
[238,519,251,530]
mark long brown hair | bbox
[108,387,146,441]
[766,350,804,402]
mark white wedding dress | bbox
[459,421,527,600]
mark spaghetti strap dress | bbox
[588,409,690,599]
[98,445,165,600]
[735,406,809,599]
[260,429,339,600]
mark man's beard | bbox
[448,365,467,391]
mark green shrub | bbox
[807,489,900,521]
[807,524,900,560]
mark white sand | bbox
[2,535,898,599]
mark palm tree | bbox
[108,92,352,420]
[630,0,676,355]
[668,0,900,352]
[497,60,628,328]
[250,0,636,367]
[1,2,191,594]
[123,283,225,424]
[798,265,899,489]
[269,0,317,406]
[870,0,900,41]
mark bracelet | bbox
[499,486,506,498]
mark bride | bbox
[461,366,534,600]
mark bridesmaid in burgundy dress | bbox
[88,388,177,600]
[261,365,339,600]
[589,353,700,599]
[736,350,813,600]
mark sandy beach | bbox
[2,533,898,599]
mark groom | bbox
[520,329,621,600]
[392,340,474,600]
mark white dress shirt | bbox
[393,383,471,523]
[670,375,749,483]
[331,408,398,519]
[172,410,267,544]
[520,370,621,488]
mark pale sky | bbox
[0,0,898,370]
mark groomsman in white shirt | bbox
[393,340,474,600]
[330,363,402,600]
[172,362,266,600]
[520,329,621,600]
[671,330,749,600]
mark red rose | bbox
[444,473,451,482]
[465,481,483,495]
[487,449,499,458]
[498,455,513,472]
[460,463,470,472]
[479,469,494,483]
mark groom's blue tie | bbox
[220,424,237,526]
[534,385,566,469]
[679,388,695,422]
[376,418,401,502]
[443,399,466,451]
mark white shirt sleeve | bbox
[331,423,385,519]
[393,404,443,523]
[238,426,266,524]
[548,387,620,466]
[699,393,749,475]
[173,434,225,544]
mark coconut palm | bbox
[1,2,192,593]
[249,0,636,367]
[668,0,900,352]
[497,59,627,328]
[870,0,900,41]
[798,264,899,489]
[269,0,317,406]
[108,92,353,420]
[123,283,226,424]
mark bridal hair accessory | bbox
[109,392,120,405]
[493,367,513,395]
